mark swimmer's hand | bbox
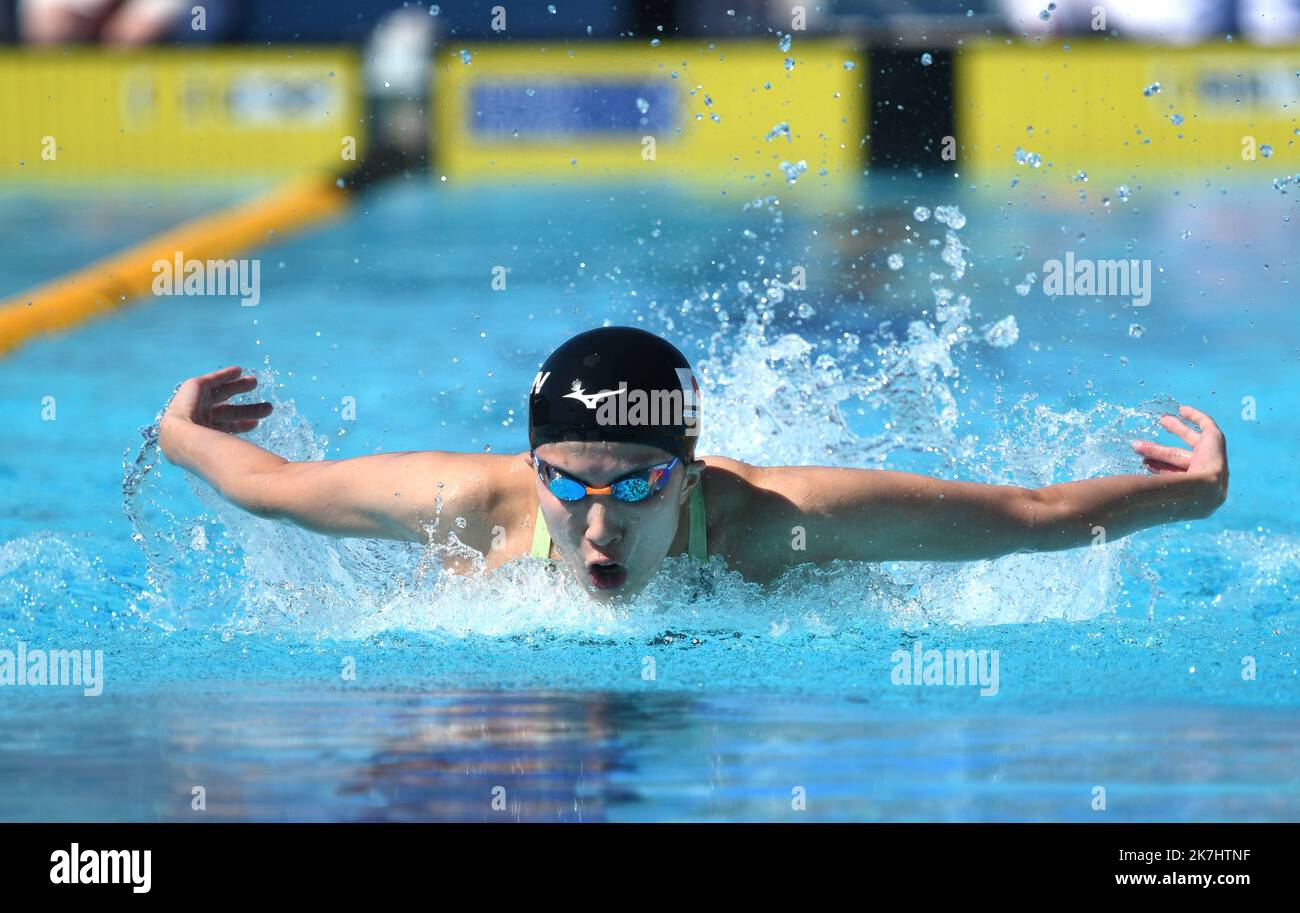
[159,365,285,514]
[1130,404,1229,513]
[161,365,273,436]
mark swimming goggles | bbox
[533,453,679,503]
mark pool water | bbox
[1,178,1297,821]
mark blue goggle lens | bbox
[548,476,588,501]
[612,477,652,501]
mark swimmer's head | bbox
[528,326,700,461]
[526,327,703,600]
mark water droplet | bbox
[1170,113,1184,126]
[765,122,791,142]
[1261,144,1274,158]
[887,253,904,270]
[1142,81,1161,96]
[913,205,931,222]
[778,33,792,53]
[983,315,1020,347]
[920,52,933,66]
[933,205,966,229]
[1013,146,1042,168]
[459,49,472,65]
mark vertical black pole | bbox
[868,47,955,173]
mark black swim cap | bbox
[528,326,701,461]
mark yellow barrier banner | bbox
[433,41,865,191]
[958,41,1299,175]
[0,48,363,180]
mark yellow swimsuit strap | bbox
[530,484,708,562]
[687,482,707,561]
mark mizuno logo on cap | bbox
[563,380,628,410]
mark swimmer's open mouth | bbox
[587,561,627,590]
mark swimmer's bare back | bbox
[160,366,1229,584]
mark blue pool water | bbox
[1,178,1297,821]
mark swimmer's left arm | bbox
[728,405,1228,569]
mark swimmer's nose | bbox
[583,500,624,550]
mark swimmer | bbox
[158,326,1229,601]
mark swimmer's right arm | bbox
[158,367,495,544]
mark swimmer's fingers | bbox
[1179,404,1221,437]
[171,366,242,409]
[168,368,233,424]
[193,365,245,388]
[211,402,273,431]
[212,374,258,404]
[220,420,261,434]
[1142,458,1185,475]
[212,402,273,421]
[1159,413,1200,446]
[1131,439,1192,470]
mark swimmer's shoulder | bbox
[695,457,784,561]
[696,456,829,580]
[379,450,536,549]
[696,455,763,509]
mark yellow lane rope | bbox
[0,174,348,357]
